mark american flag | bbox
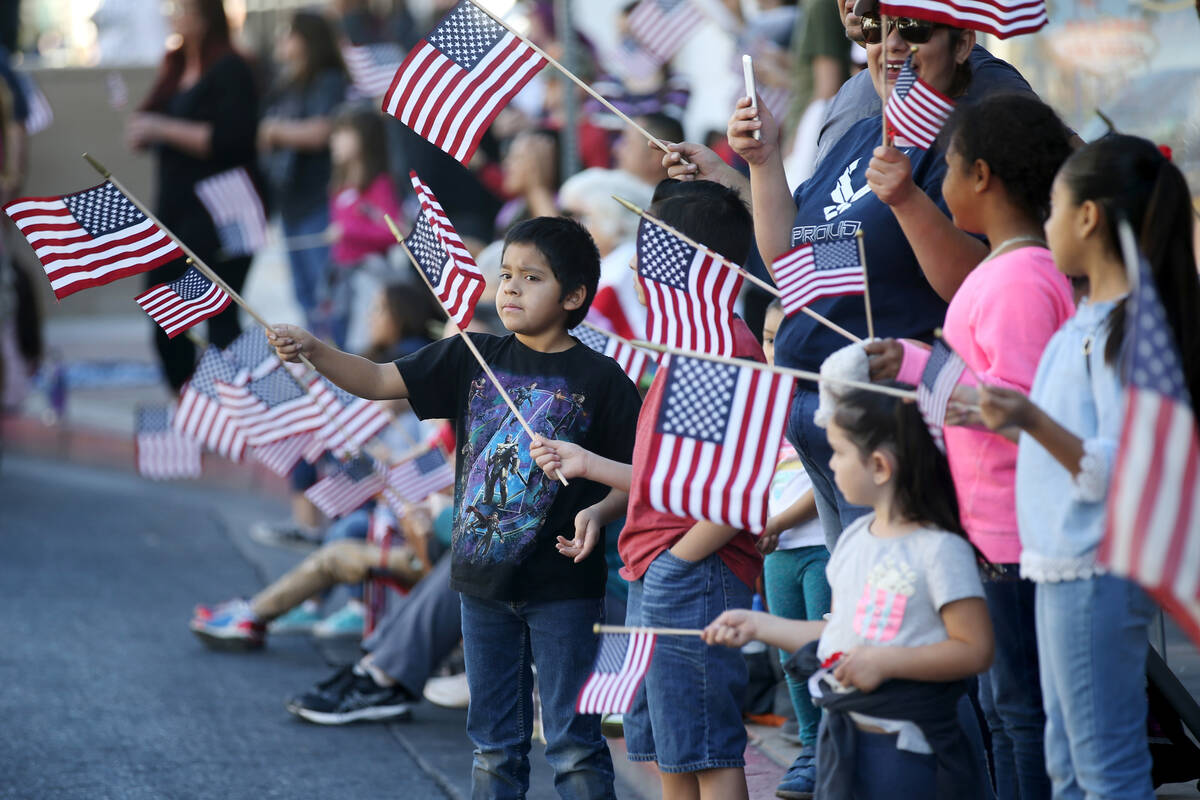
[884,54,955,150]
[5,181,184,300]
[386,447,456,504]
[1100,254,1200,647]
[17,72,53,134]
[249,432,316,477]
[174,346,247,461]
[303,375,391,461]
[365,504,402,635]
[576,631,657,714]
[223,328,279,381]
[636,218,743,358]
[306,455,386,518]
[406,171,485,328]
[343,42,406,99]
[571,325,651,386]
[135,265,232,338]
[136,404,202,480]
[644,354,794,531]
[195,167,268,258]
[772,238,865,316]
[628,0,706,63]
[607,36,662,83]
[879,0,1046,38]
[214,368,326,447]
[916,339,965,452]
[382,0,547,165]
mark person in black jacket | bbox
[126,0,261,392]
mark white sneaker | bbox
[422,673,470,708]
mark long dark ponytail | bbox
[832,386,989,565]
[1056,135,1200,405]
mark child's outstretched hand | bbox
[831,646,889,693]
[702,609,762,648]
[266,324,316,363]
[530,436,590,481]
[556,506,602,563]
[978,385,1035,433]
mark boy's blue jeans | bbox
[786,389,870,552]
[459,593,615,800]
[1035,575,1156,800]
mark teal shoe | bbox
[268,601,323,635]
[313,600,366,639]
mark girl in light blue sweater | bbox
[978,135,1199,799]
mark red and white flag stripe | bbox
[879,0,1046,38]
[135,270,231,338]
[576,632,657,714]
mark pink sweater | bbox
[330,175,403,267]
[896,247,1073,563]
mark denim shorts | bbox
[623,549,753,772]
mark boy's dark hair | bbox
[1058,134,1200,407]
[503,216,601,329]
[832,386,988,566]
[648,180,753,265]
[939,93,1072,224]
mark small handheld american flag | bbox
[916,338,966,452]
[879,0,1046,38]
[576,631,656,715]
[406,172,485,328]
[174,347,247,461]
[628,0,706,64]
[214,369,326,447]
[636,219,743,358]
[1100,243,1200,647]
[136,404,202,480]
[772,238,865,317]
[386,447,456,504]
[223,328,280,382]
[249,433,315,477]
[303,376,391,462]
[135,265,232,339]
[342,42,406,99]
[306,455,386,518]
[570,325,651,387]
[643,354,794,532]
[884,54,955,150]
[5,181,184,300]
[195,168,268,258]
[382,0,547,164]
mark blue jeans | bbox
[459,593,615,800]
[1035,575,1156,800]
[624,550,753,772]
[979,565,1050,800]
[785,389,869,552]
[764,545,831,746]
[281,208,331,327]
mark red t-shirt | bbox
[618,319,766,590]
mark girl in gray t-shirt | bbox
[703,386,993,796]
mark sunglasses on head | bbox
[860,14,939,44]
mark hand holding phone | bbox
[742,54,760,141]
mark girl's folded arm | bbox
[856,596,994,685]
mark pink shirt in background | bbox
[330,174,403,267]
[896,246,1074,564]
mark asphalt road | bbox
[0,454,648,800]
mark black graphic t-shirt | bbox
[396,333,642,601]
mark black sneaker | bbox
[285,663,359,715]
[291,670,415,725]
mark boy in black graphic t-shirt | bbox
[269,217,640,799]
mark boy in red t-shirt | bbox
[532,181,761,800]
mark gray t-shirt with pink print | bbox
[817,513,984,664]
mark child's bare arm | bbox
[268,324,408,401]
[529,438,632,491]
[703,609,826,652]
[669,520,740,563]
[758,489,818,554]
[832,597,994,692]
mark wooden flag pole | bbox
[384,214,568,486]
[467,0,686,162]
[631,338,918,400]
[612,195,862,344]
[856,230,874,340]
[594,623,704,637]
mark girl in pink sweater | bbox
[322,106,403,348]
[866,94,1074,800]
